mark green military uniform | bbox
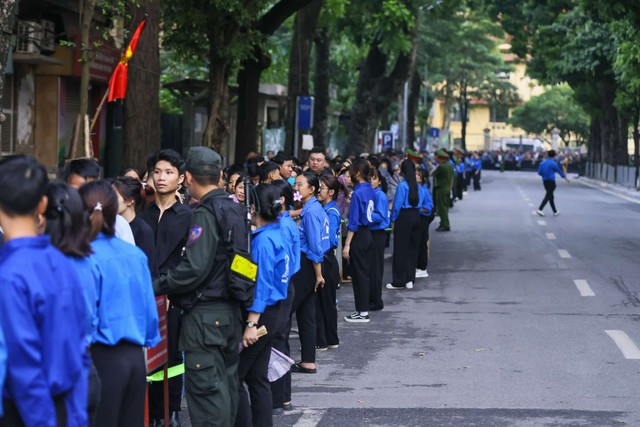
[432,150,454,231]
[154,148,243,427]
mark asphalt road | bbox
[275,170,640,427]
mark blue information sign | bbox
[429,127,440,138]
[381,131,394,151]
[298,96,314,130]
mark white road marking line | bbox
[293,409,327,427]
[557,249,571,258]
[546,233,556,240]
[606,330,640,359]
[537,220,546,225]
[573,279,595,297]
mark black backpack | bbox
[171,195,257,310]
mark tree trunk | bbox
[312,26,330,148]
[70,0,97,159]
[587,118,601,164]
[284,0,324,156]
[406,69,421,149]
[459,84,469,151]
[596,79,629,167]
[235,48,270,163]
[348,28,418,155]
[124,2,160,172]
[0,0,20,121]
[234,0,317,163]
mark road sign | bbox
[298,96,314,130]
[429,127,440,138]
[381,131,394,151]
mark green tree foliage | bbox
[508,85,590,146]
[421,3,518,150]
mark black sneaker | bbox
[344,312,370,323]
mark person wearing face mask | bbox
[315,173,343,347]
[235,184,290,427]
[289,172,329,374]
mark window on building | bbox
[451,104,469,122]
[490,104,509,123]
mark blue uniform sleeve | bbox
[0,277,57,426]
[370,192,388,226]
[422,186,434,213]
[247,238,271,314]
[391,182,407,222]
[537,162,544,176]
[328,209,341,248]
[347,191,361,232]
[142,262,161,348]
[0,324,5,417]
[303,212,325,263]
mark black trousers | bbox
[539,180,557,212]
[149,305,183,419]
[316,251,340,347]
[392,209,421,286]
[417,215,430,270]
[291,255,318,363]
[91,341,146,427]
[455,174,464,200]
[236,302,284,427]
[349,228,372,312]
[270,282,294,408]
[473,170,481,190]
[369,229,387,310]
[465,171,472,188]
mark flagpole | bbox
[89,90,109,134]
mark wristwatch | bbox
[245,321,258,328]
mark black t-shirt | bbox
[141,199,193,276]
[129,216,157,277]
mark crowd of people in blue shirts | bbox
[0,144,448,427]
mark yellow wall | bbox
[430,62,547,151]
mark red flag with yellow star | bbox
[108,19,146,102]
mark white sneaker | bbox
[415,269,429,278]
[553,211,560,216]
[405,281,414,289]
[386,283,405,290]
[536,210,545,217]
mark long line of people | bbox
[0,144,447,427]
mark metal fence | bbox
[585,162,639,188]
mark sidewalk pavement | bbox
[573,175,640,205]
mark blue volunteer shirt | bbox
[0,324,5,417]
[455,162,465,175]
[420,184,434,217]
[347,182,375,232]
[278,211,301,275]
[323,200,342,249]
[473,158,483,171]
[0,236,87,426]
[391,180,424,222]
[90,233,160,348]
[298,196,330,263]
[370,187,390,231]
[465,158,474,172]
[538,158,566,181]
[249,222,289,314]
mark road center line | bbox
[546,233,556,240]
[573,279,595,296]
[605,330,640,359]
[557,249,571,258]
[293,409,327,427]
[537,220,546,225]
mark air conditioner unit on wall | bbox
[16,21,42,54]
[40,20,55,52]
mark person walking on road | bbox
[432,150,454,232]
[536,150,570,217]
